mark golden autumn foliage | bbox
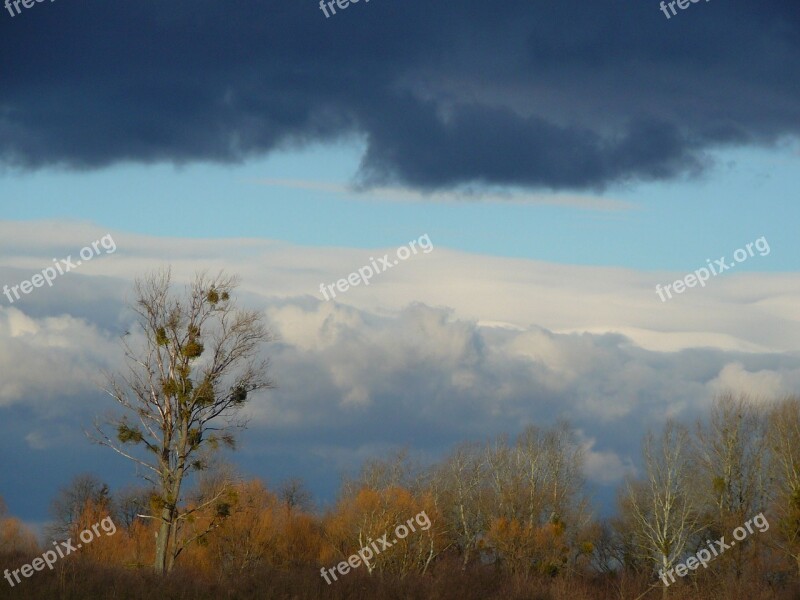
[67,497,158,568]
[282,513,325,567]
[0,496,38,555]
[178,479,324,575]
[323,485,444,576]
[485,518,571,576]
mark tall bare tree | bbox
[694,393,768,519]
[482,423,590,576]
[93,269,273,574]
[434,442,487,569]
[693,392,768,579]
[624,421,700,588]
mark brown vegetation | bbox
[3,393,800,598]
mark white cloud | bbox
[708,362,797,399]
[581,436,638,485]
[0,306,119,410]
[6,220,799,356]
[1,220,799,500]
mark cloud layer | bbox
[1,1,798,190]
[1,222,799,520]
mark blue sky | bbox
[1,141,797,272]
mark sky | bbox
[0,0,799,532]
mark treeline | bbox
[3,392,800,599]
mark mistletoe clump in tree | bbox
[95,269,274,574]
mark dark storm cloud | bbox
[0,0,797,190]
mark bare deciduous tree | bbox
[46,474,110,541]
[114,485,153,532]
[694,393,768,520]
[624,421,700,588]
[693,392,768,579]
[767,396,800,575]
[434,442,487,569]
[278,478,314,517]
[93,269,274,574]
[482,423,590,576]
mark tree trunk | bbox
[154,506,174,574]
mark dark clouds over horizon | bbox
[1,0,798,191]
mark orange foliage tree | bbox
[0,496,39,556]
[324,485,444,577]
[180,478,323,576]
